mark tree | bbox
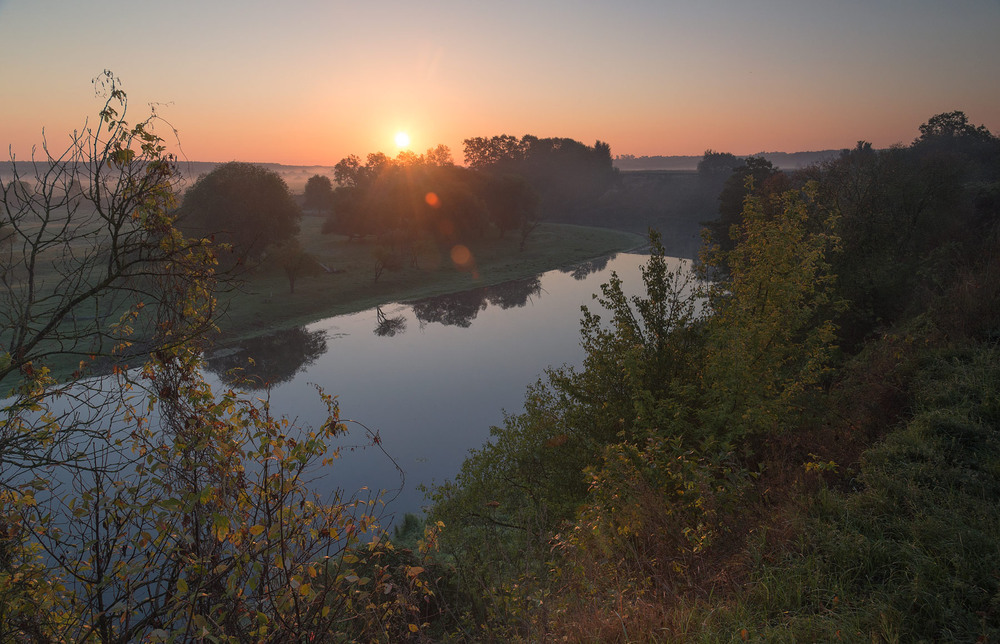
[1,71,218,474]
[269,237,321,294]
[463,134,618,221]
[701,183,843,441]
[303,174,334,213]
[697,149,740,176]
[463,134,525,170]
[179,162,301,263]
[428,233,704,626]
[706,155,788,262]
[912,111,1000,184]
[915,110,994,145]
[333,154,365,188]
[479,173,540,243]
[1,76,440,642]
[424,144,455,166]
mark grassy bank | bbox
[687,340,1000,642]
[212,219,645,341]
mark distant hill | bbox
[613,150,844,172]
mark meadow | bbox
[213,215,645,340]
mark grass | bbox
[212,218,646,340]
[683,342,1000,642]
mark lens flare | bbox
[450,244,472,268]
[425,192,440,207]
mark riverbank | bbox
[212,218,646,342]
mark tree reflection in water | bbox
[206,326,328,389]
[411,276,542,329]
[374,306,407,337]
[560,255,612,280]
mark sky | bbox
[1,0,998,166]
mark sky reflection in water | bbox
[203,251,689,522]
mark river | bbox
[197,250,701,524]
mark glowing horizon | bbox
[1,1,998,167]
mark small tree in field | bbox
[270,237,321,293]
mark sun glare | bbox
[394,131,411,148]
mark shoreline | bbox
[209,221,648,345]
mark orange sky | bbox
[2,0,998,166]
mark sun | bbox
[394,131,411,148]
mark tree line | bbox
[168,135,618,290]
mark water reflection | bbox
[206,326,328,389]
[197,251,668,522]
[374,306,407,337]
[411,276,542,328]
[560,255,612,280]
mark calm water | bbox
[202,251,685,522]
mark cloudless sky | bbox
[1,0,998,165]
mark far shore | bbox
[211,219,648,344]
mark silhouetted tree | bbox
[464,134,618,219]
[697,149,740,176]
[334,154,366,188]
[911,110,1000,181]
[915,110,994,145]
[180,162,301,263]
[463,134,526,170]
[425,144,455,166]
[303,174,334,213]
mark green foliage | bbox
[816,131,999,347]
[427,110,1000,639]
[427,233,707,630]
[700,183,843,440]
[557,436,745,594]
[429,180,846,634]
[707,156,788,260]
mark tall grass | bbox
[689,342,1000,642]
